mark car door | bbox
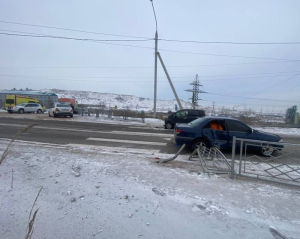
[188,110,200,122]
[31,103,38,112]
[174,110,189,124]
[24,103,32,112]
[49,103,54,114]
[202,119,229,149]
[226,119,257,148]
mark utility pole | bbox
[150,0,158,118]
[157,52,183,110]
[212,101,216,116]
[185,74,206,109]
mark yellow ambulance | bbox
[5,95,45,111]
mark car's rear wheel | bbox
[165,122,173,129]
[48,112,51,117]
[192,138,209,151]
[18,109,24,114]
[70,115,73,118]
[259,144,275,157]
[53,113,57,118]
[37,109,42,114]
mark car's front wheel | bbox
[37,109,42,114]
[165,122,173,129]
[18,109,24,114]
[259,144,275,157]
[70,115,73,118]
[192,138,209,151]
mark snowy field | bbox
[0,140,299,239]
[1,112,300,136]
[254,127,300,136]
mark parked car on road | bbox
[164,109,205,129]
[174,116,283,157]
[48,102,73,118]
[8,103,43,114]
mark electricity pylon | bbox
[185,74,206,109]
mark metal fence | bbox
[231,136,300,187]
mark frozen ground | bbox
[0,112,165,128]
[254,127,300,136]
[0,140,299,239]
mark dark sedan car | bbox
[174,116,283,157]
[164,109,205,129]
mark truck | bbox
[5,95,45,111]
[58,98,79,114]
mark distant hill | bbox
[43,89,193,112]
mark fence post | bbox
[96,109,99,118]
[88,109,90,116]
[231,136,236,179]
[239,140,243,175]
[81,108,84,116]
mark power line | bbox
[1,20,299,45]
[159,38,300,45]
[0,61,298,69]
[0,20,151,39]
[206,92,299,103]
[1,29,299,61]
[0,32,152,42]
[1,73,299,81]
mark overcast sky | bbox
[0,0,300,113]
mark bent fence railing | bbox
[231,136,300,187]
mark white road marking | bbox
[0,138,162,153]
[0,123,172,138]
[67,144,160,154]
[111,130,172,138]
[86,137,167,146]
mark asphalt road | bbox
[0,114,299,158]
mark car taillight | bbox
[176,129,182,135]
[55,108,60,111]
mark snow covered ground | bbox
[43,89,193,112]
[254,126,300,136]
[0,140,299,239]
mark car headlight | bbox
[279,139,283,143]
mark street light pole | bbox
[150,0,158,118]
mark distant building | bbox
[0,90,58,108]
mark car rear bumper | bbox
[54,112,73,116]
[174,136,194,146]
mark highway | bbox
[0,114,299,157]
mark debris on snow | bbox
[269,226,289,239]
[152,188,166,196]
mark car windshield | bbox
[57,104,71,108]
[188,117,207,126]
[17,103,26,106]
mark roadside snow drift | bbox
[0,141,299,239]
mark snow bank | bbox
[254,126,300,136]
[0,140,299,238]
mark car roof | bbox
[179,109,204,111]
[202,116,239,121]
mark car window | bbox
[17,103,26,106]
[176,110,188,118]
[25,104,31,107]
[189,110,203,116]
[204,120,226,130]
[188,117,207,127]
[57,104,71,108]
[226,120,250,132]
[6,99,14,104]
